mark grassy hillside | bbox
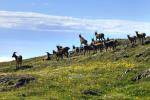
[0,40,150,100]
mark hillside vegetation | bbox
[0,39,150,100]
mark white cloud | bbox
[0,57,13,62]
[0,10,150,34]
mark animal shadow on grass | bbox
[15,65,33,71]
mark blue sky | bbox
[0,0,150,21]
[0,0,150,62]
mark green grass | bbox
[0,42,150,100]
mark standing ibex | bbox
[53,50,63,61]
[56,46,70,58]
[104,40,118,51]
[91,38,104,53]
[43,52,52,61]
[79,34,88,46]
[135,31,146,45]
[127,35,136,47]
[12,52,22,69]
[95,32,105,41]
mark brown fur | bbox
[53,50,63,61]
[95,32,105,41]
[83,45,93,55]
[127,35,136,46]
[79,34,88,46]
[57,46,70,58]
[104,40,118,51]
[91,38,104,52]
[135,31,146,45]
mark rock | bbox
[123,54,129,58]
[131,69,150,81]
[15,77,35,88]
[0,75,36,91]
[21,94,26,97]
[135,48,150,62]
[8,81,14,85]
[124,69,132,74]
[113,50,129,60]
[118,69,132,80]
[81,89,100,96]
[135,53,143,58]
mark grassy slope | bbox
[0,43,150,100]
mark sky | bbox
[0,0,150,62]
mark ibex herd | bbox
[127,31,146,46]
[12,31,148,69]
